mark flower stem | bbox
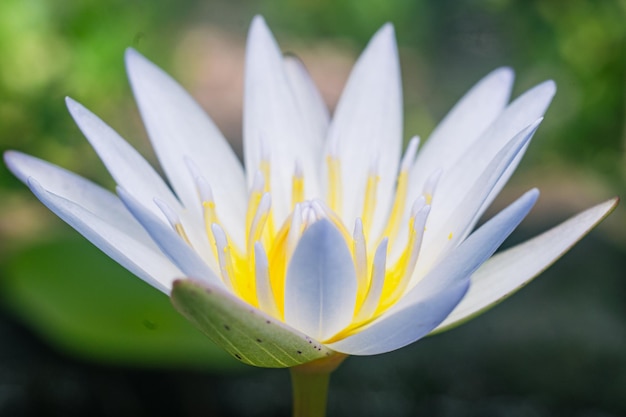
[289,354,347,417]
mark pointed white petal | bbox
[328,282,468,356]
[4,151,149,241]
[411,68,514,191]
[125,48,247,248]
[324,23,402,238]
[284,219,357,341]
[474,81,557,215]
[26,178,181,293]
[254,243,281,319]
[416,120,541,270]
[283,54,330,141]
[354,238,388,323]
[431,81,555,207]
[434,197,619,332]
[400,80,556,257]
[117,187,224,289]
[244,16,323,223]
[65,98,182,219]
[329,189,539,355]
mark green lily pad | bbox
[1,237,241,370]
[171,279,335,368]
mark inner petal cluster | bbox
[165,136,436,342]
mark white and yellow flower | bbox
[5,16,617,366]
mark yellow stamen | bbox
[352,218,369,308]
[267,221,291,318]
[326,154,342,213]
[203,201,219,260]
[174,224,192,246]
[259,159,276,238]
[379,169,408,245]
[291,164,305,209]
[247,194,271,269]
[377,216,417,312]
[361,170,379,235]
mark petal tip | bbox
[4,151,32,183]
[536,79,557,98]
[65,96,85,117]
[492,66,515,84]
[125,47,152,80]
[248,15,272,42]
[3,149,18,166]
[250,15,267,28]
[370,22,398,53]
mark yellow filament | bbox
[221,243,257,306]
[259,160,276,238]
[174,224,192,246]
[247,207,269,271]
[326,155,342,213]
[246,190,263,243]
[267,222,291,318]
[377,217,417,313]
[379,170,408,246]
[203,201,220,260]
[292,174,304,209]
[361,172,380,236]
[352,222,370,310]
[259,160,271,194]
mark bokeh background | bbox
[1,0,625,416]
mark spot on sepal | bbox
[171,278,334,368]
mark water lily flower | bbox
[5,16,617,375]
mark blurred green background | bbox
[1,0,625,415]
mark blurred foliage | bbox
[0,0,624,369]
[2,237,241,369]
[263,0,626,181]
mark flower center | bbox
[169,137,438,338]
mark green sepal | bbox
[171,279,335,368]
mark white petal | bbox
[283,55,330,141]
[125,48,247,248]
[117,187,224,289]
[354,238,388,323]
[394,81,555,262]
[434,197,619,332]
[66,98,216,266]
[328,282,468,356]
[410,67,514,192]
[432,81,555,213]
[415,119,542,271]
[324,24,402,239]
[26,178,181,293]
[244,16,323,223]
[254,242,281,319]
[474,81,556,215]
[4,151,154,244]
[284,219,357,341]
[65,98,182,219]
[430,79,555,207]
[328,189,539,355]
